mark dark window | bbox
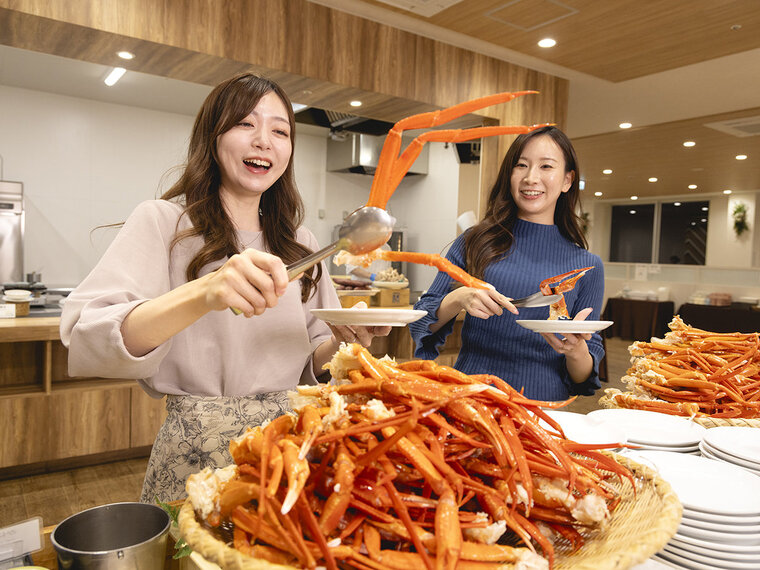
[658,201,708,265]
[609,203,655,262]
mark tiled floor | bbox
[1,338,633,529]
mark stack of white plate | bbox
[587,409,705,454]
[537,410,627,446]
[624,450,760,569]
[699,426,760,477]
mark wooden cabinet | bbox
[0,317,166,471]
[368,313,463,365]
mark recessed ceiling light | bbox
[736,154,748,160]
[674,202,681,206]
[117,51,134,60]
[683,141,695,147]
[631,195,638,200]
[619,122,632,129]
[579,180,585,190]
[602,169,612,174]
[688,184,697,189]
[537,38,556,48]
[594,191,603,197]
[629,210,636,214]
[701,218,707,223]
[349,100,362,108]
[648,177,658,182]
[723,189,732,195]
[702,207,708,211]
[691,221,696,226]
[104,67,126,86]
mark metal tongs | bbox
[449,281,561,308]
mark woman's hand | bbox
[539,307,593,354]
[203,249,290,317]
[448,286,518,320]
[327,302,391,347]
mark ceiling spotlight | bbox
[537,38,556,48]
[117,51,134,60]
[602,169,612,174]
[688,184,697,189]
[594,191,603,197]
[619,122,632,129]
[702,207,708,211]
[104,67,126,86]
[674,202,681,206]
[631,195,638,200]
[579,180,585,190]
[736,154,748,160]
[629,210,636,214]
[723,189,732,195]
[349,100,362,108]
[683,141,695,147]
[701,218,707,223]
[648,177,658,182]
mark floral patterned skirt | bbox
[140,391,292,504]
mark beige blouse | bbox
[60,200,340,398]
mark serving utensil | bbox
[231,206,395,314]
[449,282,561,308]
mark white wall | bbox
[0,84,462,291]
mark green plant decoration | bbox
[732,202,749,237]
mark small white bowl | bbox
[3,289,33,302]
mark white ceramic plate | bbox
[671,533,760,554]
[682,504,760,525]
[335,288,379,297]
[515,320,613,334]
[700,442,760,474]
[680,513,760,534]
[628,443,700,453]
[664,543,760,569]
[653,550,710,570]
[676,524,760,546]
[623,450,760,516]
[587,409,706,447]
[703,427,760,466]
[373,280,409,290]
[2,288,32,302]
[537,410,627,446]
[311,308,426,327]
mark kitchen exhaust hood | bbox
[326,133,429,175]
[294,106,428,175]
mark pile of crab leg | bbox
[332,91,551,290]
[602,316,760,418]
[189,344,634,570]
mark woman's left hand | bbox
[539,307,593,355]
[327,301,391,347]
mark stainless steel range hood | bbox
[326,133,429,176]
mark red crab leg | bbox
[380,250,489,289]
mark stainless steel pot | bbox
[51,502,170,569]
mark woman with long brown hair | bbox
[60,73,389,502]
[410,126,604,401]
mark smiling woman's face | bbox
[216,91,292,203]
[510,134,574,225]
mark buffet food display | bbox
[600,316,760,424]
[179,344,681,570]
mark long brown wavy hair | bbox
[464,126,587,279]
[161,73,321,301]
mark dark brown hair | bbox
[464,126,587,279]
[161,73,321,301]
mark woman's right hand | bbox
[447,286,518,319]
[203,249,290,317]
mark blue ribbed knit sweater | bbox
[410,218,605,401]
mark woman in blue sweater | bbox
[410,126,604,401]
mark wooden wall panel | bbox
[0,387,131,467]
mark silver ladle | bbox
[286,206,396,280]
[230,206,395,315]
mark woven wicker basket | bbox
[179,453,681,570]
[598,394,760,429]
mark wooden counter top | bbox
[0,316,61,342]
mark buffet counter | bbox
[602,298,675,340]
[0,316,166,474]
[676,302,760,333]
